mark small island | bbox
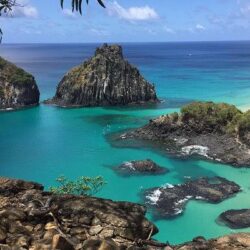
[45,44,158,107]
[122,101,250,167]
[0,56,40,110]
[113,159,169,176]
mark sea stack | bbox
[46,44,158,107]
[0,56,40,110]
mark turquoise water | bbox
[1,42,250,244]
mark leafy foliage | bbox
[50,175,106,196]
[61,0,105,15]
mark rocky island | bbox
[144,177,240,219]
[45,44,158,107]
[122,102,250,167]
[0,56,40,110]
[113,159,168,176]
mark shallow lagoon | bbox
[1,42,250,244]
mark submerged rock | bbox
[123,101,250,167]
[0,56,40,110]
[45,43,158,107]
[219,209,250,229]
[144,177,240,219]
[114,159,169,176]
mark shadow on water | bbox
[100,97,194,111]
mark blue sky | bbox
[2,0,250,43]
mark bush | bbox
[180,102,242,132]
[50,175,106,196]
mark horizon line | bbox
[2,39,250,45]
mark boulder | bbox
[114,159,168,176]
[219,209,250,229]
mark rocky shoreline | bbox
[144,177,240,219]
[121,102,250,167]
[45,44,158,108]
[1,176,250,250]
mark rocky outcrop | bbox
[0,56,40,110]
[114,159,168,176]
[45,44,158,107]
[121,102,250,167]
[144,177,240,219]
[0,177,160,249]
[219,209,250,229]
[172,233,250,250]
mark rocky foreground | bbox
[0,56,40,110]
[122,102,250,167]
[144,177,240,219]
[0,177,250,249]
[45,44,158,107]
[114,159,168,177]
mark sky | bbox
[2,0,250,43]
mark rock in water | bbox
[219,209,250,229]
[144,177,240,219]
[114,159,169,176]
[0,56,40,110]
[46,44,158,107]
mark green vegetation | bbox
[180,102,242,133]
[50,175,106,196]
[10,68,34,85]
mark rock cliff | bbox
[0,56,40,110]
[45,44,158,107]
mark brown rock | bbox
[52,234,74,250]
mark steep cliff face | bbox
[0,56,40,110]
[46,44,158,107]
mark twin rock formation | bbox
[46,43,158,107]
[0,44,157,110]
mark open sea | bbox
[1,42,250,244]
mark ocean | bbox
[1,42,250,244]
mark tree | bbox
[61,0,105,15]
[50,175,106,196]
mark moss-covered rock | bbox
[0,56,40,110]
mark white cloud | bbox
[4,0,38,18]
[163,26,175,34]
[108,1,159,21]
[62,9,78,19]
[89,28,109,36]
[195,24,206,31]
